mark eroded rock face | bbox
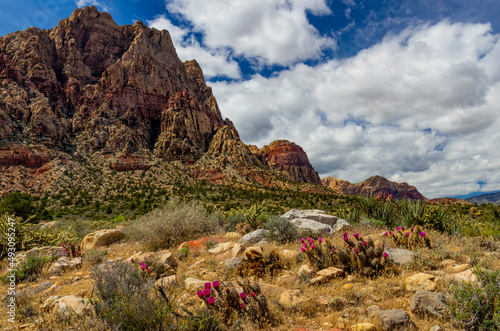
[0,6,226,158]
[322,175,426,200]
[254,140,321,184]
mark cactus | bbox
[300,234,398,278]
[224,202,266,230]
[0,214,80,258]
[386,226,432,249]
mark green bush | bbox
[126,199,222,250]
[83,249,108,266]
[2,252,57,283]
[264,216,298,244]
[449,268,500,330]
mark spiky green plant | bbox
[386,226,432,249]
[0,214,79,258]
[300,233,398,278]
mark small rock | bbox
[352,323,376,331]
[155,275,177,287]
[208,242,234,255]
[81,229,124,250]
[342,283,355,291]
[239,229,270,245]
[231,243,244,257]
[279,290,305,309]
[439,259,456,269]
[405,273,436,291]
[367,305,381,318]
[429,325,441,331]
[309,276,326,285]
[298,264,313,278]
[184,278,208,291]
[224,257,244,270]
[53,295,93,316]
[410,289,447,319]
[450,264,469,273]
[379,309,417,331]
[384,247,415,265]
[316,267,344,279]
[446,269,478,283]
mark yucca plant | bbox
[385,226,432,249]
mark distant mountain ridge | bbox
[322,175,426,200]
[466,191,500,205]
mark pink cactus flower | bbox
[240,303,245,309]
[343,232,348,237]
[405,233,410,238]
[311,244,315,249]
[353,233,360,239]
[402,227,405,231]
[343,237,349,242]
[396,227,401,231]
[130,258,134,263]
[382,243,386,247]
[310,238,314,242]
[62,244,65,247]
[363,242,368,246]
[203,288,211,297]
[410,227,414,232]
[207,296,215,305]
[204,282,211,289]
[147,269,152,274]
[197,290,203,298]
[306,237,311,241]
[212,281,220,289]
[331,248,335,252]
[354,249,359,254]
[251,292,256,297]
[389,231,393,235]
[62,249,67,253]
[301,247,305,252]
[383,232,388,236]
[300,238,305,243]
[420,231,427,237]
[318,238,323,243]
[140,265,146,270]
[240,292,246,299]
[139,261,144,265]
[383,252,389,258]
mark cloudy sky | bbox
[1,0,499,198]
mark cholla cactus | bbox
[300,233,398,278]
[386,226,432,249]
[196,279,271,328]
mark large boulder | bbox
[290,218,333,234]
[48,257,82,275]
[81,229,124,250]
[282,209,349,232]
[379,309,417,331]
[410,289,447,318]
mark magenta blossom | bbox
[250,292,256,297]
[140,265,146,270]
[203,288,211,297]
[207,296,215,305]
[300,238,305,243]
[62,249,67,253]
[240,303,245,309]
[343,232,348,237]
[363,242,368,246]
[396,227,401,231]
[204,282,211,289]
[353,233,360,239]
[130,258,134,263]
[383,252,389,258]
[240,292,246,299]
[212,281,220,289]
[62,244,65,247]
[354,249,359,254]
[197,290,203,298]
[405,233,410,238]
[300,247,305,252]
[402,227,405,231]
[331,248,335,252]
[382,243,386,247]
[389,231,393,235]
[311,244,316,249]
[419,231,427,237]
[383,232,388,236]
[147,269,152,274]
[318,238,323,243]
[343,237,349,242]
[306,237,311,241]
[410,227,414,232]
[139,261,144,265]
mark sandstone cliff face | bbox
[322,175,426,200]
[254,140,321,185]
[0,6,225,158]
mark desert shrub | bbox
[264,216,298,243]
[224,203,266,231]
[300,233,398,277]
[91,261,184,330]
[1,252,57,283]
[0,214,79,259]
[223,213,246,231]
[126,199,222,250]
[449,268,500,330]
[386,226,432,249]
[194,279,272,328]
[83,248,108,266]
[178,243,190,260]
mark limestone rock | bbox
[352,323,376,331]
[298,264,313,278]
[445,268,478,283]
[128,250,178,271]
[379,309,417,331]
[282,209,349,232]
[290,218,333,234]
[279,249,299,262]
[316,267,344,279]
[405,273,437,291]
[52,295,93,316]
[239,229,270,245]
[208,242,234,255]
[81,229,124,250]
[48,257,82,275]
[450,264,470,273]
[155,275,177,287]
[184,278,207,291]
[410,289,447,319]
[224,257,244,270]
[279,290,305,309]
[384,247,415,265]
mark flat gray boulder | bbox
[290,218,333,234]
[282,209,349,232]
[379,309,417,331]
[410,289,448,319]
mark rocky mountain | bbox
[322,175,426,200]
[0,6,322,194]
[466,191,500,205]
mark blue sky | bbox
[1,0,500,198]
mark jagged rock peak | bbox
[253,140,321,185]
[322,175,426,200]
